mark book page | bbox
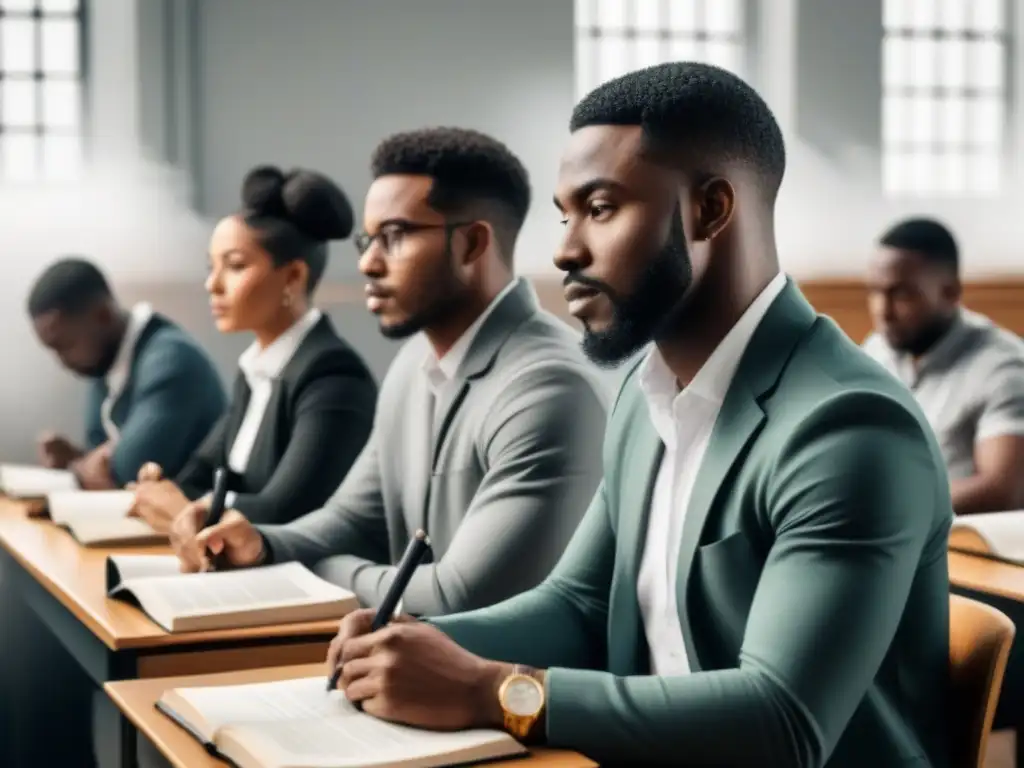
[48,490,135,524]
[951,511,1024,562]
[173,677,346,733]
[107,554,180,592]
[133,562,351,617]
[68,517,165,546]
[172,677,520,768]
[0,464,77,497]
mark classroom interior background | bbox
[0,0,1017,462]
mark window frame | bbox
[0,0,87,183]
[573,0,751,99]
[880,0,1011,199]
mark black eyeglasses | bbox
[354,220,473,257]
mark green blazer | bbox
[434,280,952,767]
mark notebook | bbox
[105,555,358,632]
[157,675,526,768]
[0,464,77,499]
[950,511,1024,565]
[46,490,164,546]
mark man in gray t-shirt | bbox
[862,217,1024,515]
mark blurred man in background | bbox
[28,257,226,488]
[864,217,1024,514]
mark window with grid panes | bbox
[0,0,83,182]
[882,0,1007,197]
[574,0,745,99]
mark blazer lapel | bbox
[609,404,664,674]
[429,280,538,471]
[676,385,765,668]
[431,381,470,472]
[222,375,251,462]
[674,279,818,668]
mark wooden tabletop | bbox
[0,500,340,651]
[949,549,1024,603]
[106,664,597,768]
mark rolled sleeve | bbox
[976,358,1024,441]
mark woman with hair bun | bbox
[130,165,377,531]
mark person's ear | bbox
[283,260,309,304]
[92,302,115,326]
[455,221,493,267]
[943,275,963,303]
[690,177,735,242]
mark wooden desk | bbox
[106,664,597,768]
[0,500,339,768]
[949,550,1024,603]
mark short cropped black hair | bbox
[570,62,786,200]
[27,257,113,317]
[370,127,532,264]
[879,217,959,275]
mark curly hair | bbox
[371,127,532,264]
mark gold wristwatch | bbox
[497,665,545,740]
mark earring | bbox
[282,291,292,308]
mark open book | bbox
[950,511,1024,565]
[46,490,164,546]
[157,676,526,768]
[106,555,358,632]
[0,464,77,499]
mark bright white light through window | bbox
[0,0,83,182]
[574,0,745,98]
[882,0,1007,197]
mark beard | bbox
[577,212,693,367]
[75,338,121,379]
[377,253,466,341]
[889,313,956,357]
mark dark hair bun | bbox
[241,165,354,241]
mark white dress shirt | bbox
[101,302,155,441]
[636,272,787,675]
[421,279,519,415]
[227,308,323,474]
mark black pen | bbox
[327,529,431,691]
[203,468,230,570]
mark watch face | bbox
[503,677,543,717]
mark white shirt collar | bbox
[106,302,154,391]
[238,308,322,384]
[422,278,520,391]
[639,272,788,420]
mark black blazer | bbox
[176,315,377,524]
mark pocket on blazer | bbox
[697,532,764,642]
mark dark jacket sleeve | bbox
[230,355,376,524]
[175,413,229,500]
[109,341,227,486]
[83,382,107,449]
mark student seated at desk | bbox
[322,63,953,767]
[863,217,1024,515]
[28,257,226,489]
[169,128,606,616]
[130,165,377,531]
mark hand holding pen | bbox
[202,467,231,571]
[327,529,431,691]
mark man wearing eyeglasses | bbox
[169,127,608,617]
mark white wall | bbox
[192,0,575,280]
[767,0,1024,276]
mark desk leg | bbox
[118,711,138,768]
